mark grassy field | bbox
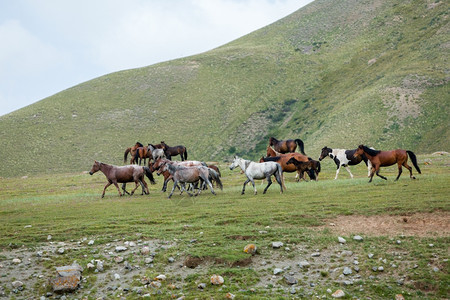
[0,154,448,299]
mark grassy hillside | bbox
[0,0,448,177]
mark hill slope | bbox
[0,0,448,177]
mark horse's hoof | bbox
[412,176,416,179]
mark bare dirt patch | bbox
[322,211,450,237]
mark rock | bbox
[114,273,121,280]
[150,281,161,288]
[47,235,52,241]
[12,258,21,264]
[24,225,32,228]
[114,256,124,263]
[311,252,321,257]
[284,275,297,285]
[226,292,235,299]
[210,274,224,285]
[244,244,257,255]
[50,264,83,292]
[141,246,150,255]
[144,257,153,264]
[273,268,283,275]
[368,253,374,259]
[395,294,405,300]
[96,260,104,272]
[343,267,352,275]
[129,241,136,247]
[88,240,94,245]
[86,263,95,269]
[378,266,384,272]
[298,261,310,268]
[57,248,65,254]
[168,257,175,263]
[338,237,346,244]
[353,235,363,241]
[11,281,23,289]
[155,274,166,281]
[272,242,283,248]
[197,283,206,289]
[341,250,353,256]
[332,289,345,298]
[115,246,127,252]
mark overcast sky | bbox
[0,0,313,116]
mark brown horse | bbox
[124,142,144,164]
[286,157,321,181]
[132,146,153,166]
[153,158,206,192]
[353,145,421,182]
[89,161,155,198]
[160,141,188,161]
[264,146,316,181]
[269,137,305,155]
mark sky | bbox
[0,0,313,116]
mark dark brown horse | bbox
[286,157,321,181]
[124,142,144,164]
[353,145,421,182]
[160,141,188,161]
[264,146,316,181]
[89,161,155,198]
[132,146,153,166]
[269,137,305,155]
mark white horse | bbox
[148,144,166,162]
[229,156,283,195]
[318,146,373,179]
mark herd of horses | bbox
[89,137,422,198]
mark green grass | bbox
[0,154,448,298]
[0,0,448,177]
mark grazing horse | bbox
[153,158,207,192]
[159,162,217,198]
[89,161,155,198]
[286,157,321,181]
[124,142,144,164]
[229,156,283,195]
[132,146,153,166]
[319,146,372,179]
[269,137,305,155]
[353,145,421,182]
[160,141,188,161]
[148,144,166,161]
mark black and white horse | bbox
[319,146,372,179]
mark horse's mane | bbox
[136,142,144,147]
[362,145,380,156]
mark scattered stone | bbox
[57,248,65,254]
[311,252,321,257]
[290,287,297,294]
[372,266,378,272]
[429,244,434,247]
[114,256,124,263]
[114,273,120,280]
[284,275,298,285]
[353,235,363,241]
[50,264,83,292]
[259,230,268,234]
[47,235,52,241]
[144,257,154,264]
[433,267,439,272]
[327,288,332,293]
[244,244,257,255]
[338,237,346,244]
[12,258,21,264]
[155,274,166,281]
[378,266,384,272]
[87,263,95,269]
[353,266,360,273]
[150,281,161,288]
[396,240,401,244]
[88,240,94,245]
[24,225,32,228]
[115,246,127,252]
[273,268,283,275]
[332,289,345,298]
[341,250,353,257]
[368,253,374,259]
[272,242,283,248]
[168,257,175,263]
[129,241,136,247]
[11,281,23,289]
[141,246,150,255]
[226,292,235,299]
[198,283,206,289]
[210,274,224,285]
[298,261,310,268]
[96,260,104,272]
[343,267,352,275]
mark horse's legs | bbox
[335,165,341,180]
[274,171,283,193]
[368,166,377,182]
[121,183,130,195]
[367,161,373,177]
[263,175,272,194]
[168,180,179,199]
[102,182,113,198]
[202,176,215,195]
[343,165,354,179]
[250,179,257,195]
[375,167,387,181]
[395,163,403,181]
[242,178,250,194]
[139,179,149,194]
[402,161,415,179]
[130,181,140,195]
[112,182,123,196]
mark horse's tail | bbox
[275,163,284,192]
[133,149,140,165]
[316,160,321,173]
[407,151,422,174]
[124,148,130,163]
[184,148,188,160]
[144,166,156,184]
[295,139,305,155]
[208,168,223,190]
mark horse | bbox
[148,144,166,161]
[265,146,313,182]
[269,137,305,155]
[353,145,421,182]
[89,161,155,198]
[160,141,188,161]
[319,146,372,179]
[124,142,144,164]
[159,162,217,198]
[229,156,283,195]
[132,146,153,166]
[286,157,321,181]
[153,158,207,192]
[208,165,222,188]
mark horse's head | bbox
[353,145,365,158]
[229,156,241,170]
[259,156,265,163]
[269,137,275,146]
[89,161,101,175]
[319,146,332,161]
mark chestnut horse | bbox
[286,157,321,181]
[269,137,305,155]
[124,142,144,164]
[161,141,188,161]
[132,146,153,166]
[89,161,155,198]
[354,145,421,182]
